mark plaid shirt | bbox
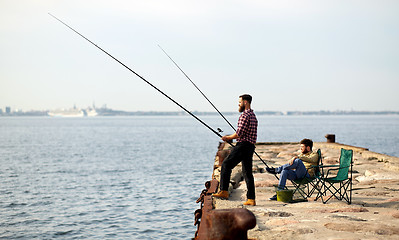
[236,109,258,144]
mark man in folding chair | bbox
[266,139,319,200]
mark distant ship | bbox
[48,105,99,117]
[48,108,85,117]
[85,108,98,117]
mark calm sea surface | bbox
[1,115,398,239]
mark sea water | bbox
[0,115,398,239]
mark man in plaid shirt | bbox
[213,94,258,206]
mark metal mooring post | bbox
[325,134,336,143]
[194,179,256,240]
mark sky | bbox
[1,0,398,112]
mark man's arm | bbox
[222,132,238,142]
[298,152,319,164]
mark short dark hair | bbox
[239,94,252,104]
[300,138,313,150]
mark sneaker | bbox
[266,167,276,174]
[269,194,277,201]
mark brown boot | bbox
[243,199,256,206]
[212,190,229,199]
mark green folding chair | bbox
[292,149,323,199]
[317,148,353,204]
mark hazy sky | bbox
[1,0,398,112]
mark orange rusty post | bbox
[194,179,256,240]
[194,180,218,239]
[202,208,256,240]
[325,134,336,143]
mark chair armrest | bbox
[319,164,339,168]
[324,165,350,178]
[305,165,319,170]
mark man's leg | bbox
[276,159,309,178]
[270,159,309,200]
[292,159,309,179]
[278,169,297,188]
[241,143,255,200]
[219,143,244,192]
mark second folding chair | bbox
[316,148,353,204]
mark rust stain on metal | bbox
[202,208,256,240]
[194,158,256,239]
[208,179,218,194]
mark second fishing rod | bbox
[50,13,276,179]
[49,14,229,145]
[158,45,279,180]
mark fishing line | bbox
[158,45,236,132]
[48,13,222,139]
[158,45,277,177]
[50,13,278,180]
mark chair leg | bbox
[322,182,340,204]
[295,184,307,199]
[309,180,322,197]
[292,181,308,200]
[349,179,352,204]
[341,180,352,204]
[314,179,326,202]
[322,182,334,204]
[322,180,352,204]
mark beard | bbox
[302,148,310,154]
[239,105,245,113]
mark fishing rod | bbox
[158,45,236,132]
[50,13,278,181]
[48,13,222,139]
[158,45,277,176]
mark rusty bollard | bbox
[217,142,225,151]
[194,180,219,238]
[202,208,256,240]
[216,149,231,167]
[325,134,335,143]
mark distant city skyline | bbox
[2,103,399,114]
[1,104,398,117]
[1,1,399,112]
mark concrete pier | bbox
[202,141,399,240]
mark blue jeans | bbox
[276,158,309,188]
